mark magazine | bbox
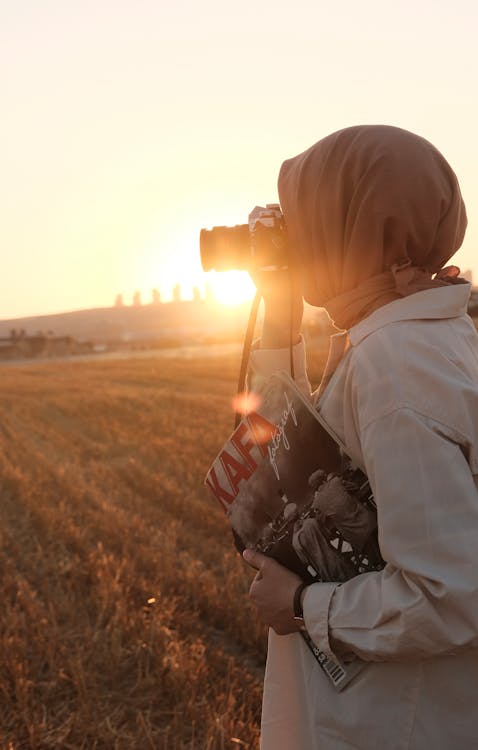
[205,371,384,690]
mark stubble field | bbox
[0,349,327,750]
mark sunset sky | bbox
[2,0,478,319]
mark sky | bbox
[2,0,478,319]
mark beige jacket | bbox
[250,284,478,750]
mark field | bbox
[0,349,328,749]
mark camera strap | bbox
[288,272,296,381]
[234,288,296,428]
[235,290,261,428]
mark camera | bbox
[200,204,290,272]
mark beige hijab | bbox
[278,125,467,330]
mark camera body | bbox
[200,204,290,272]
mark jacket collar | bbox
[349,283,472,347]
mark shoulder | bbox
[349,315,478,437]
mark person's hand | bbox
[243,549,304,635]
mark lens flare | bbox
[232,391,262,415]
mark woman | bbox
[244,125,478,749]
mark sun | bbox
[206,270,256,307]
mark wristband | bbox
[293,582,309,629]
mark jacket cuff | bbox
[302,582,341,660]
[248,336,311,395]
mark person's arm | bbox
[258,272,303,350]
[303,407,478,661]
[247,268,312,395]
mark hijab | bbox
[278,125,467,330]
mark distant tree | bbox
[10,328,17,341]
[152,288,161,305]
[192,286,201,303]
[115,293,124,307]
[173,284,181,303]
[132,291,141,307]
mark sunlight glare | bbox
[207,270,256,307]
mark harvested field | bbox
[0,347,328,749]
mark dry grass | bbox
[0,346,329,749]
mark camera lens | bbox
[200,225,251,272]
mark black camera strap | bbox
[234,287,296,428]
[235,290,261,428]
[288,272,296,381]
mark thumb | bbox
[243,548,267,570]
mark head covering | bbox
[278,125,467,329]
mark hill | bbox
[0,300,252,345]
[2,287,475,351]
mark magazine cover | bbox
[205,371,385,690]
[205,372,383,584]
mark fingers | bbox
[243,548,266,570]
[244,548,290,572]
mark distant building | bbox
[115,293,124,307]
[132,291,141,307]
[152,288,161,305]
[173,284,181,303]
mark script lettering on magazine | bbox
[246,412,277,455]
[268,391,298,480]
[205,413,278,511]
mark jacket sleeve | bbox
[303,406,478,661]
